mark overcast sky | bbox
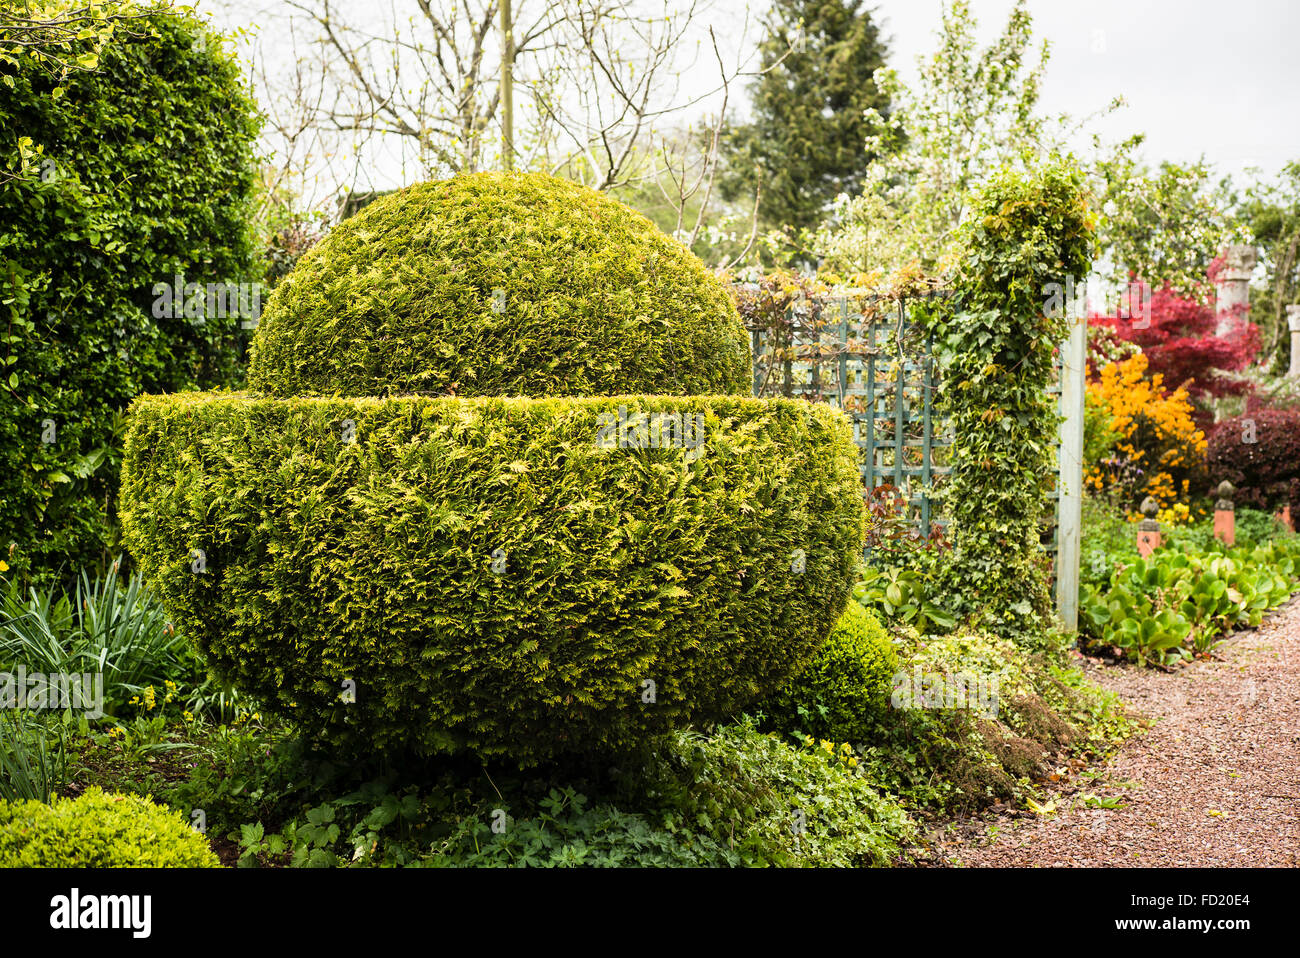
[205,0,1300,192]
[870,0,1300,180]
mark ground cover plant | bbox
[1080,508,1300,666]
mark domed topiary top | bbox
[248,172,752,398]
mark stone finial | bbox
[1215,480,1236,512]
[1213,481,1236,546]
[1288,304,1300,332]
[1136,496,1162,556]
[1221,245,1258,277]
[1138,496,1160,532]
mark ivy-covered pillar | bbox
[934,161,1096,639]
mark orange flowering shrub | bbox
[1085,352,1207,512]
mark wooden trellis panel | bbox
[748,288,1081,619]
[749,291,953,541]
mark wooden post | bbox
[1055,310,1086,630]
[1287,305,1300,378]
[1136,496,1162,557]
[1214,480,1236,546]
[500,0,514,170]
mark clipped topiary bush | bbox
[764,601,897,740]
[247,172,752,399]
[121,174,867,766]
[0,788,219,867]
[121,392,865,763]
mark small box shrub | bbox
[764,601,897,740]
[0,788,219,867]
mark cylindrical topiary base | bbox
[120,392,866,764]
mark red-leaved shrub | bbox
[1204,408,1300,512]
[1089,285,1260,404]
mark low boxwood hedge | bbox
[0,788,219,867]
[247,172,752,399]
[119,392,866,764]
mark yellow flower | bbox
[1085,353,1206,511]
[0,560,8,573]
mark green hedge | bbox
[0,787,219,867]
[0,9,261,581]
[119,392,866,764]
[764,601,897,740]
[247,172,752,400]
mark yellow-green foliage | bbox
[765,602,897,739]
[119,393,866,764]
[123,171,867,766]
[0,788,219,867]
[248,172,752,399]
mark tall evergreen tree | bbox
[722,0,891,235]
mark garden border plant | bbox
[0,786,219,867]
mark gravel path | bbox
[936,597,1300,867]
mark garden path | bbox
[937,598,1300,867]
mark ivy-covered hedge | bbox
[119,392,866,764]
[0,787,219,867]
[0,9,261,581]
[247,172,752,399]
[764,601,896,740]
[935,161,1095,637]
